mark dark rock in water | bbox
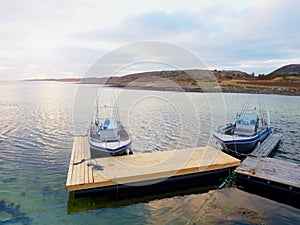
[3,177,17,183]
[0,200,33,224]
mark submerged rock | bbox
[3,177,17,183]
[0,200,32,224]
[0,211,13,223]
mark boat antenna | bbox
[258,96,263,123]
[240,95,251,116]
[111,90,121,122]
[96,89,99,119]
[258,96,268,126]
[263,98,267,123]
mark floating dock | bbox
[235,133,300,207]
[66,136,240,196]
[250,133,282,157]
[235,156,299,190]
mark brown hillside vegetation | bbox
[25,64,300,96]
[103,69,300,95]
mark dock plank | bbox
[74,138,83,186]
[91,147,239,186]
[71,138,81,186]
[67,136,91,187]
[83,136,93,184]
[251,133,282,157]
[235,156,300,188]
[66,139,77,187]
[66,136,240,192]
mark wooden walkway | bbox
[66,135,93,191]
[66,136,240,192]
[235,132,300,206]
[250,133,282,157]
[235,156,300,190]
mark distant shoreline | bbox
[23,78,300,96]
[23,68,300,96]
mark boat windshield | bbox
[236,113,258,126]
[98,118,118,130]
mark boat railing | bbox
[217,123,234,134]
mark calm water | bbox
[0,81,299,224]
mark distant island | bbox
[25,64,300,96]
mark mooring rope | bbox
[185,171,235,225]
[185,189,218,225]
[72,159,86,165]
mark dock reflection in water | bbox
[68,187,300,224]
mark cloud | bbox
[0,0,300,79]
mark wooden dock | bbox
[66,136,240,194]
[235,156,300,190]
[235,133,300,207]
[235,156,300,207]
[250,133,282,157]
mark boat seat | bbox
[234,124,256,136]
[99,130,119,141]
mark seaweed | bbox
[235,207,266,225]
[0,200,32,224]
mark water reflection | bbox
[67,185,217,214]
[147,188,300,225]
[68,187,300,224]
[0,82,299,224]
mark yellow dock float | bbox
[66,136,240,195]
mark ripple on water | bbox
[0,84,299,224]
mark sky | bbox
[0,0,300,80]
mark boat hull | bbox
[88,117,132,157]
[213,128,270,155]
[88,135,132,156]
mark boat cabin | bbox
[98,118,118,131]
[93,118,120,142]
[234,113,259,136]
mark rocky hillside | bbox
[25,65,300,95]
[260,64,300,82]
[103,69,300,95]
[270,64,300,76]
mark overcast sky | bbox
[0,0,299,80]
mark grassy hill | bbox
[102,68,300,95]
[25,65,300,95]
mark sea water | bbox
[0,81,299,224]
